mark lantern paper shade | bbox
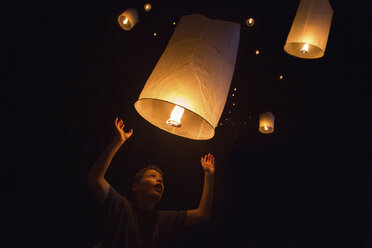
[118,8,139,31]
[134,14,241,140]
[259,112,275,134]
[284,0,333,59]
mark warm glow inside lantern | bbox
[118,8,139,31]
[134,14,241,140]
[284,0,333,59]
[144,3,152,12]
[246,18,254,27]
[259,112,275,134]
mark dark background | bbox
[4,0,370,247]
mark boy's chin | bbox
[147,192,162,202]
[154,194,162,202]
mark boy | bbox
[88,118,215,247]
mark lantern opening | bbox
[259,124,273,134]
[166,105,185,128]
[118,15,132,29]
[300,43,309,53]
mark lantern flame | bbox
[300,43,309,53]
[264,125,268,131]
[166,105,185,128]
[123,17,129,25]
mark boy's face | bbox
[132,169,164,202]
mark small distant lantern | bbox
[134,14,241,140]
[144,3,152,12]
[259,112,275,134]
[284,0,333,59]
[118,8,139,31]
[246,18,254,27]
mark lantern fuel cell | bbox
[284,0,333,59]
[166,105,185,127]
[134,14,241,140]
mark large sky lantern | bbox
[284,0,333,59]
[134,14,241,140]
[118,8,139,31]
[259,112,275,134]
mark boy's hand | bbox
[201,153,215,176]
[113,117,133,144]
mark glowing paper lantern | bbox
[144,3,152,12]
[246,18,254,27]
[118,8,139,31]
[259,112,274,134]
[284,0,333,59]
[134,14,241,140]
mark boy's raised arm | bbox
[87,117,133,204]
[185,153,215,226]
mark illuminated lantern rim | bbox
[284,42,324,59]
[259,125,274,134]
[118,16,132,30]
[134,98,214,140]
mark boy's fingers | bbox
[128,129,133,136]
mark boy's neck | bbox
[135,197,156,212]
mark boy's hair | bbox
[132,165,164,185]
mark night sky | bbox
[4,0,370,247]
